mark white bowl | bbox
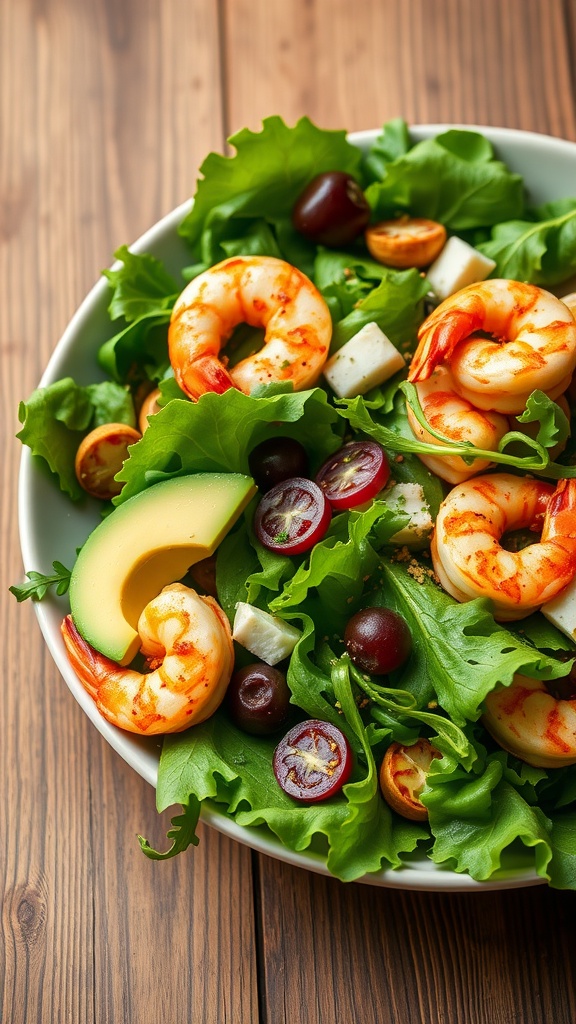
[19,125,576,891]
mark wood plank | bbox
[223,0,576,140]
[0,1,258,1021]
[255,860,576,1024]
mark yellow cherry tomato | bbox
[365,216,446,268]
[75,422,141,499]
[379,738,442,821]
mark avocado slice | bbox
[69,473,257,664]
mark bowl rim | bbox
[20,122,576,890]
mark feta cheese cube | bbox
[541,577,576,643]
[322,321,406,399]
[426,236,496,301]
[232,602,301,665]
[384,482,434,546]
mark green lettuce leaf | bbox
[97,246,180,383]
[114,387,343,504]
[17,377,136,499]
[363,118,411,181]
[330,268,429,352]
[546,811,576,889]
[269,503,406,634]
[178,116,363,264]
[102,245,179,322]
[365,129,524,229]
[425,758,554,881]
[375,557,572,722]
[477,199,576,285]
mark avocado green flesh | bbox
[69,473,256,665]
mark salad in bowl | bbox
[14,118,576,891]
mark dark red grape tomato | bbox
[254,477,331,555]
[248,436,309,492]
[344,607,412,675]
[273,719,353,802]
[292,171,370,247]
[315,441,390,510]
[227,663,291,736]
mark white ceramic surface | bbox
[19,125,576,891]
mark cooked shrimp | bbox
[431,473,576,620]
[483,674,576,768]
[406,366,510,484]
[409,279,576,414]
[60,583,234,735]
[168,255,332,400]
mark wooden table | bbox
[2,1,576,1020]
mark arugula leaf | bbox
[138,796,201,860]
[348,661,476,769]
[10,560,71,602]
[477,199,576,285]
[17,378,136,499]
[326,658,426,880]
[515,389,571,450]
[336,383,576,479]
[365,130,524,229]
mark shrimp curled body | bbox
[431,473,576,620]
[406,366,510,484]
[61,583,234,735]
[483,674,576,768]
[168,255,332,400]
[409,279,576,414]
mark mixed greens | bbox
[15,117,576,887]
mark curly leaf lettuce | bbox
[98,246,180,383]
[17,378,136,499]
[178,116,364,267]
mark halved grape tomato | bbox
[273,719,353,802]
[315,441,390,510]
[254,477,331,555]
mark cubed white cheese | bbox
[232,602,301,665]
[426,236,496,301]
[541,577,576,643]
[322,321,405,399]
[383,482,434,546]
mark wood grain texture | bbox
[254,860,576,1024]
[223,0,576,139]
[2,0,576,1023]
[1,1,257,1022]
